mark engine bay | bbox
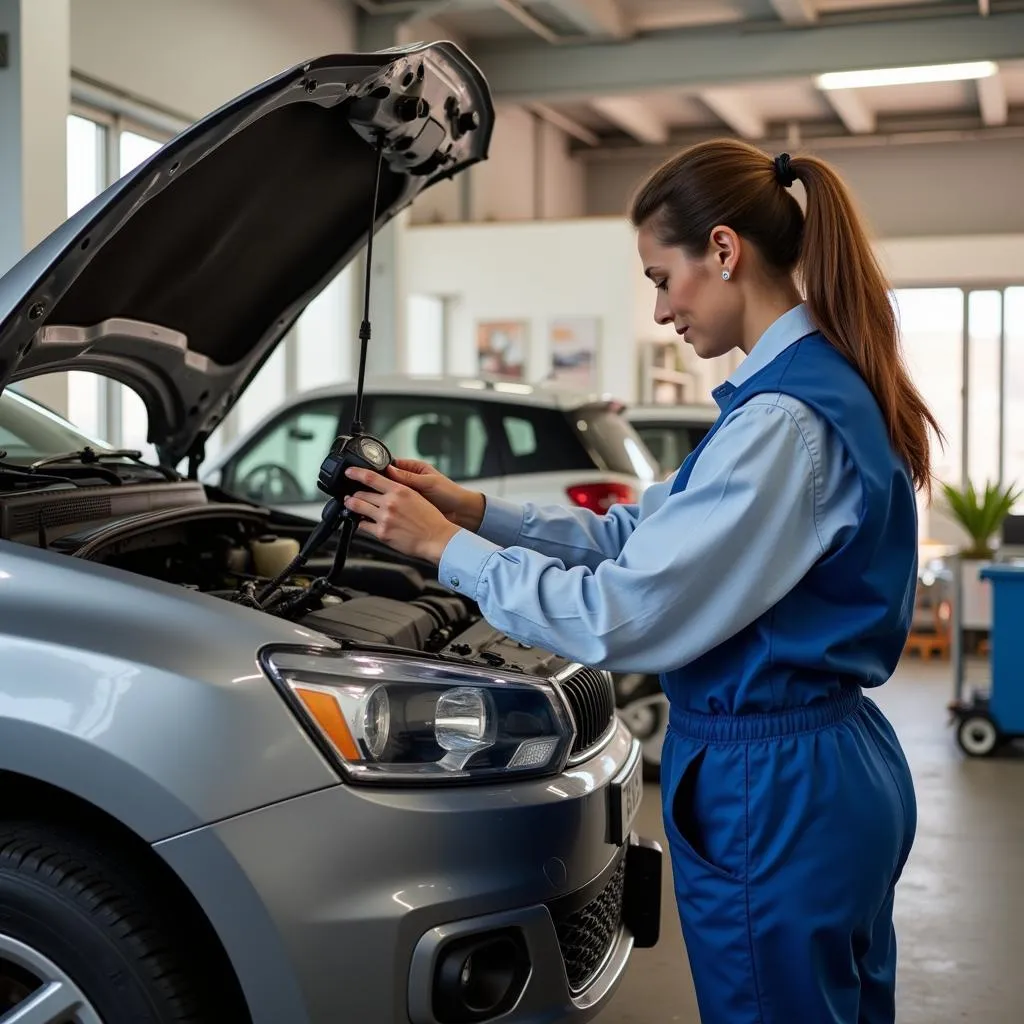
[44,497,571,676]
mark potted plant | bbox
[940,480,1022,630]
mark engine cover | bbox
[436,618,570,677]
[300,596,442,650]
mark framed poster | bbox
[549,316,599,390]
[476,320,528,380]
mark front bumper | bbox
[155,722,661,1024]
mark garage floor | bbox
[597,658,1024,1023]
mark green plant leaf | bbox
[941,478,1022,557]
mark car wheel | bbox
[0,821,237,1023]
[618,690,669,783]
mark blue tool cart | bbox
[949,562,1024,756]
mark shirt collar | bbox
[727,302,817,390]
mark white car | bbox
[203,374,661,520]
[626,403,719,477]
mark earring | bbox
[721,269,731,281]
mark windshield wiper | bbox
[29,446,144,471]
[28,446,182,483]
[0,452,77,488]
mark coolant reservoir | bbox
[250,535,300,578]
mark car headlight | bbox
[262,648,575,783]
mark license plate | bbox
[609,743,644,846]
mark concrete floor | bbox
[597,658,1024,1023]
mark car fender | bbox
[0,541,340,841]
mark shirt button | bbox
[449,576,461,588]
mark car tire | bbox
[616,680,669,783]
[0,821,236,1023]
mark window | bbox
[574,406,659,481]
[65,109,172,464]
[225,400,343,505]
[502,416,537,457]
[967,291,1002,489]
[368,396,490,481]
[296,268,356,393]
[1004,288,1024,506]
[0,390,109,464]
[119,130,162,175]
[892,288,964,486]
[66,116,109,440]
[633,423,711,473]
[66,114,105,217]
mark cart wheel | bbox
[957,713,1000,757]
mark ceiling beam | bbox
[395,14,469,52]
[978,70,1008,125]
[543,0,630,38]
[472,10,1024,103]
[770,0,818,24]
[824,88,876,134]
[698,88,765,138]
[591,96,667,143]
[530,103,600,146]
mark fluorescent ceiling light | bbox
[815,61,997,90]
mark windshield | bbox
[0,389,113,465]
[573,405,659,482]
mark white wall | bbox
[70,0,356,119]
[584,136,1024,238]
[403,219,638,398]
[472,105,538,222]
[407,217,1023,407]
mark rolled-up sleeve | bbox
[438,400,833,675]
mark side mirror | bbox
[287,427,316,442]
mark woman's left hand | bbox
[343,466,461,565]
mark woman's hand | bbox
[344,467,461,565]
[386,459,486,532]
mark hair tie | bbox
[773,153,796,188]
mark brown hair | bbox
[629,138,941,495]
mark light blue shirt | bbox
[438,304,862,675]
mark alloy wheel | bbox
[0,933,103,1024]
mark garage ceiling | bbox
[356,0,1024,151]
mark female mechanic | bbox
[342,139,939,1024]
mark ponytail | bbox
[789,155,942,495]
[629,138,942,495]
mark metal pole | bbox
[999,288,1007,484]
[961,291,971,488]
[953,554,965,704]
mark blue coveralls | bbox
[660,332,918,1024]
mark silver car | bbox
[0,44,660,1024]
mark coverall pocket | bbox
[662,735,745,883]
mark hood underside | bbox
[0,42,493,466]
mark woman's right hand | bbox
[386,459,486,532]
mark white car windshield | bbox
[0,389,116,465]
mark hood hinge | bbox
[186,433,208,480]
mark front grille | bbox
[552,856,626,992]
[559,666,615,756]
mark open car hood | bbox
[0,42,493,467]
